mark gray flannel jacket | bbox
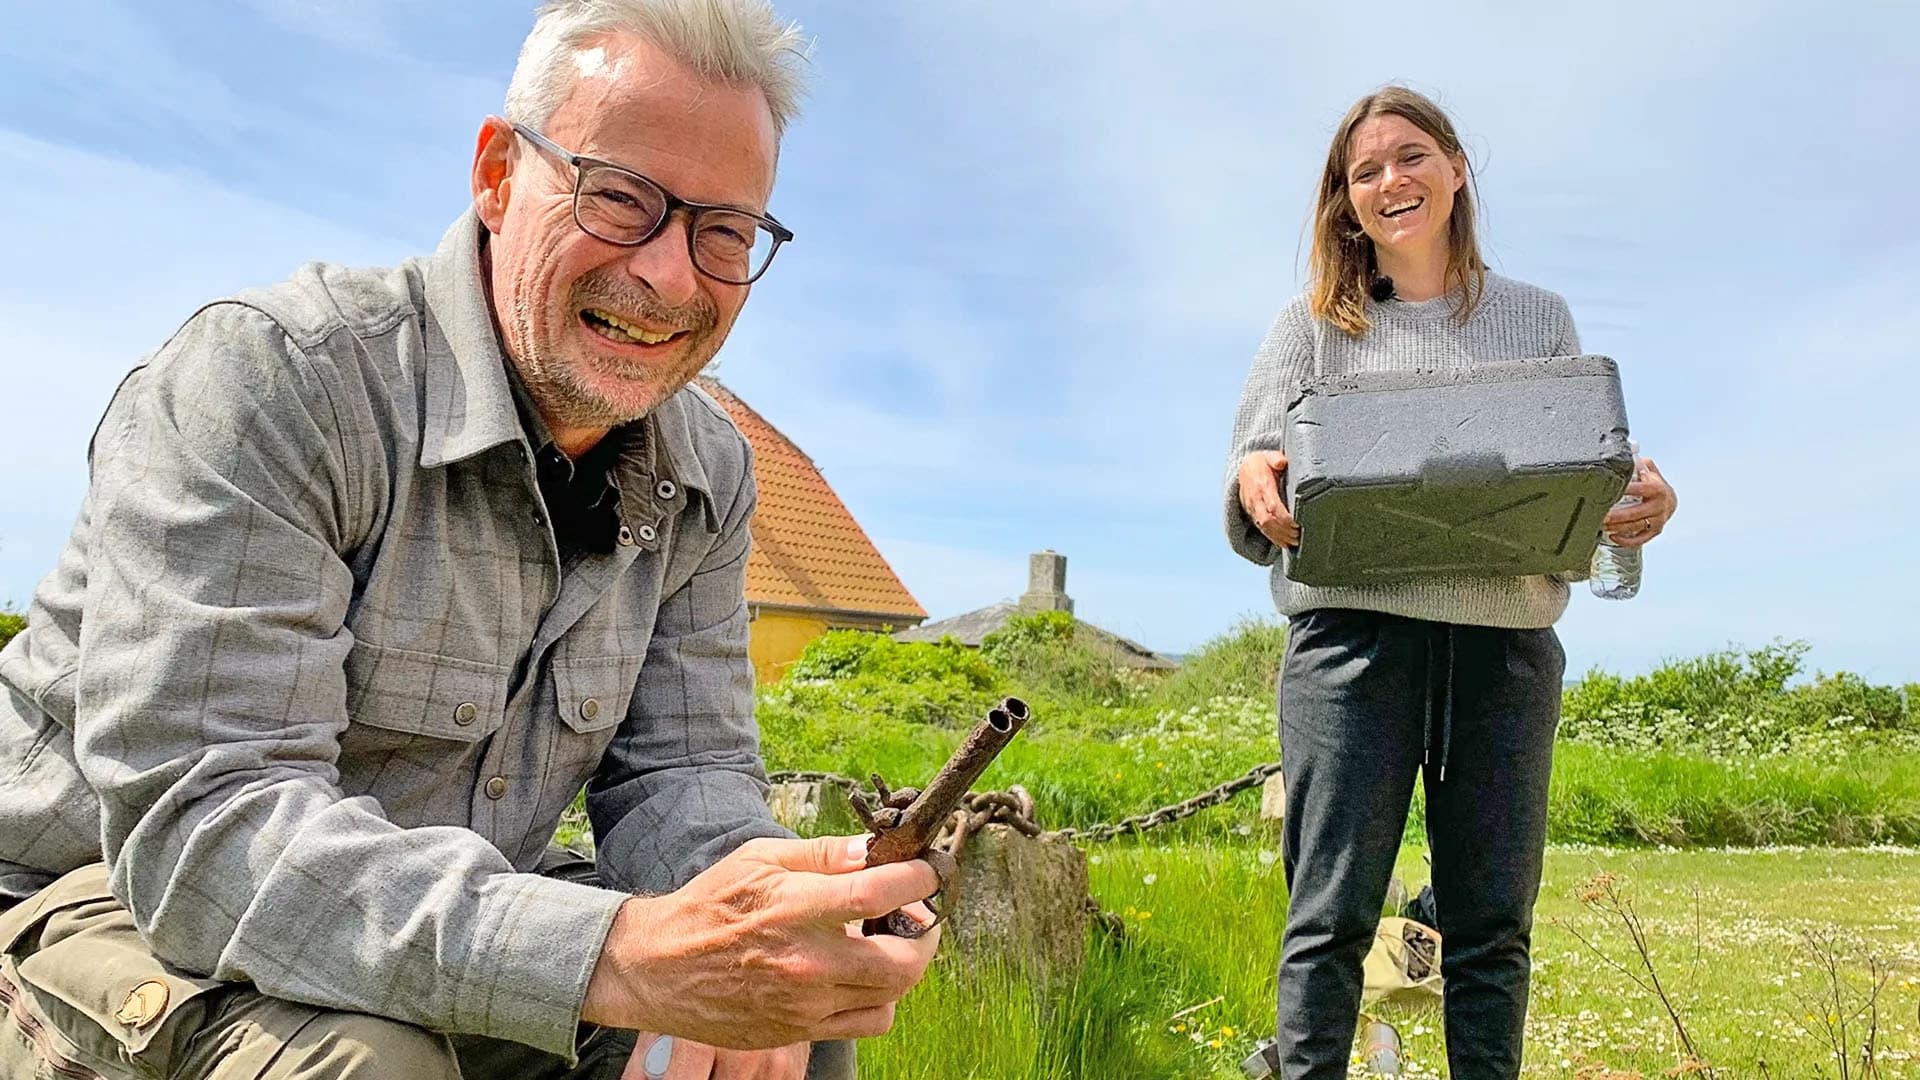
[0,211,788,1057]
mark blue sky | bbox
[2,2,1916,682]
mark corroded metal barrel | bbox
[861,697,1030,867]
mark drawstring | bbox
[1423,625,1457,782]
[1422,637,1434,769]
[1438,626,1455,782]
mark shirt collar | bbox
[415,209,715,514]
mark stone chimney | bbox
[1017,550,1073,614]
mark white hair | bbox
[504,0,812,138]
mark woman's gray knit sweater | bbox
[1224,272,1585,629]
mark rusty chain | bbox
[1045,761,1284,843]
[768,763,1284,944]
[766,760,1284,846]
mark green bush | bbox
[754,621,1920,849]
[981,611,1143,714]
[1145,617,1287,713]
[1561,640,1918,758]
[0,606,24,651]
[767,630,1003,728]
[784,629,1000,690]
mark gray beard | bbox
[509,273,720,431]
[517,337,647,430]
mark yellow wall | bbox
[749,610,832,684]
[749,608,922,683]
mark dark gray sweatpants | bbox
[1274,608,1564,1079]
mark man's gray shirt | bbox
[0,211,788,1057]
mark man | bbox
[0,2,939,1077]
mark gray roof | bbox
[891,603,1179,671]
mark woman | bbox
[1224,87,1677,1078]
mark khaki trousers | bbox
[0,864,854,1079]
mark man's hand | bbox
[1602,456,1678,548]
[622,1035,810,1080]
[1237,450,1299,548]
[583,834,940,1050]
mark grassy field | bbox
[555,621,1920,1076]
[862,840,1920,1079]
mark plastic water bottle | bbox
[1590,439,1643,600]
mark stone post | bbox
[1017,550,1074,614]
[942,824,1088,980]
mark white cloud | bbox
[0,130,407,605]
[756,0,1919,676]
[236,0,411,56]
[2,1,1914,681]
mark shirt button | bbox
[617,525,635,546]
[655,479,677,500]
[453,702,479,726]
[484,776,508,799]
[580,698,601,722]
[637,524,659,543]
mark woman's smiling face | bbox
[1344,113,1466,258]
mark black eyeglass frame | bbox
[509,120,794,285]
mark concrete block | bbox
[768,781,859,837]
[1259,772,1286,822]
[944,824,1088,980]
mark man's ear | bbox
[472,116,516,233]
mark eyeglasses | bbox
[510,121,793,285]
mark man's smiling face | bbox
[474,31,778,439]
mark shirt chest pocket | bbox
[546,655,644,776]
[552,657,642,733]
[341,641,511,745]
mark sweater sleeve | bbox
[1224,297,1317,566]
[1551,293,1593,583]
[1550,293,1582,356]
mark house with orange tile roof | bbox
[697,377,927,682]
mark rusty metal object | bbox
[849,697,1030,937]
[1361,1018,1403,1075]
[773,758,1284,846]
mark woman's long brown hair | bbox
[1308,86,1486,338]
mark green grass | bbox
[761,703,1920,849]
[561,622,1920,1074]
[758,620,1920,851]
[866,842,1920,1078]
[1547,742,1920,847]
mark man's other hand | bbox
[583,834,940,1049]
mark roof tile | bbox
[697,377,925,621]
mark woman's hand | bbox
[1237,450,1300,548]
[1602,457,1677,547]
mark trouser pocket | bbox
[0,864,233,1078]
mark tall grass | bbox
[762,619,1920,849]
[873,844,1920,1078]
[865,842,1292,1080]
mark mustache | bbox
[571,271,717,333]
